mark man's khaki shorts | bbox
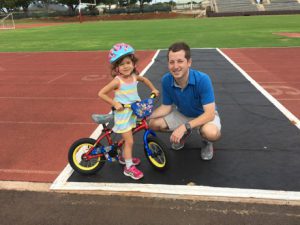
[164,108,221,132]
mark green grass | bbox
[1,14,300,52]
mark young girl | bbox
[98,43,159,180]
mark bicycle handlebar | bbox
[112,93,157,111]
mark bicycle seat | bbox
[91,114,114,125]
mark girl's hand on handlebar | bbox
[151,89,160,98]
[113,102,123,111]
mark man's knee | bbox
[149,118,168,131]
[200,124,221,141]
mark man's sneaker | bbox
[123,165,144,180]
[171,142,184,150]
[118,156,141,166]
[201,141,214,160]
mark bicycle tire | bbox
[68,138,106,175]
[144,136,168,171]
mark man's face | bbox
[168,50,191,80]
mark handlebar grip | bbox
[112,103,130,111]
[123,104,131,108]
[150,93,156,98]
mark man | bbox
[149,42,221,160]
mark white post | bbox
[79,0,82,23]
[11,13,15,29]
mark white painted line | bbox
[0,97,96,100]
[0,121,94,125]
[140,50,160,76]
[217,48,300,129]
[51,181,300,201]
[47,72,68,84]
[50,164,74,190]
[0,169,59,175]
[51,50,161,190]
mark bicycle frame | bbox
[83,116,156,161]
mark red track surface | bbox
[16,23,67,29]
[0,50,156,182]
[221,48,300,119]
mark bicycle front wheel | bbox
[144,136,168,171]
[68,138,106,175]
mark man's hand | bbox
[170,124,186,144]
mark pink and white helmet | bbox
[108,43,135,64]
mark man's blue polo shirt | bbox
[162,68,215,118]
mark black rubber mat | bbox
[68,49,300,191]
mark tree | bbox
[101,0,118,10]
[57,0,79,12]
[0,0,17,13]
[137,0,152,12]
[15,0,32,13]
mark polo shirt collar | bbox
[172,68,196,88]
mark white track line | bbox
[52,182,300,201]
[0,169,59,175]
[47,72,68,84]
[0,121,94,125]
[51,49,300,202]
[217,48,300,129]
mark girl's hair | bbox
[110,54,139,77]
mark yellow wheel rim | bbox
[72,143,101,171]
[148,142,166,168]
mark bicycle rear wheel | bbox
[68,138,106,175]
[144,136,168,171]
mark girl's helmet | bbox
[108,43,135,64]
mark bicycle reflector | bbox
[131,98,154,118]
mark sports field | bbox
[1,15,300,51]
[0,15,300,225]
[1,14,300,224]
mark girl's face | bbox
[117,56,134,77]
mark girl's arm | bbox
[98,79,123,110]
[136,76,160,96]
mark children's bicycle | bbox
[68,94,168,175]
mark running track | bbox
[0,48,299,183]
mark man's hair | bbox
[168,42,191,60]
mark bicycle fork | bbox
[143,129,156,156]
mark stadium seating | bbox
[214,0,259,13]
[264,0,300,11]
[211,0,300,14]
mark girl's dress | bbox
[112,75,141,133]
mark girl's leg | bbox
[121,130,143,180]
[121,130,134,166]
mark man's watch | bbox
[185,122,192,133]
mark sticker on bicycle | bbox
[131,98,154,118]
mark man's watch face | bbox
[185,122,191,131]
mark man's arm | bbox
[149,104,172,119]
[188,103,215,129]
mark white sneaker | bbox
[171,142,184,150]
[201,141,214,160]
